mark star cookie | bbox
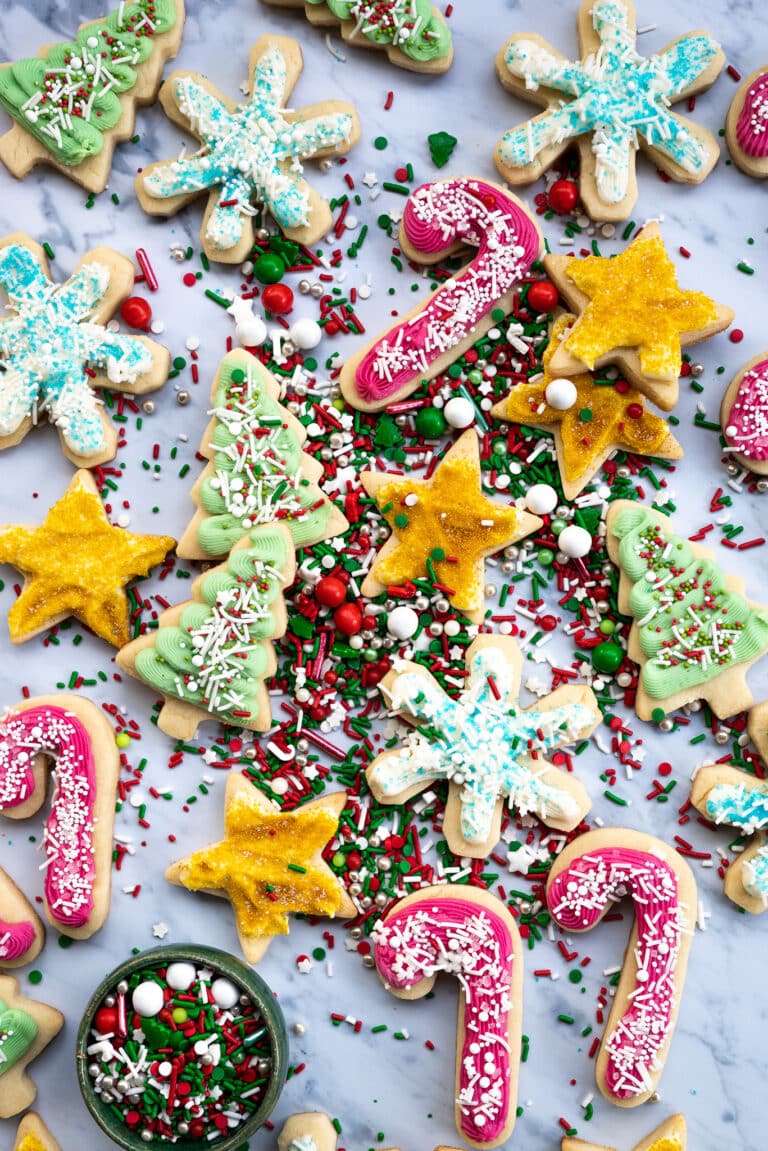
[136,34,361,261]
[368,634,600,857]
[720,353,768,476]
[563,1113,687,1151]
[491,314,683,497]
[0,869,44,969]
[495,0,724,220]
[13,1112,62,1151]
[0,469,175,646]
[0,233,169,465]
[166,772,355,963]
[0,975,63,1118]
[361,429,542,623]
[543,223,733,410]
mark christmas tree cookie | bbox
[0,0,185,193]
[606,501,768,719]
[491,314,683,498]
[259,0,453,74]
[166,772,355,962]
[0,233,169,466]
[136,34,361,262]
[117,522,295,738]
[0,975,63,1118]
[563,1113,687,1151]
[177,350,348,561]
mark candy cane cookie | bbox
[0,869,44,969]
[0,694,119,939]
[547,828,697,1106]
[373,884,523,1149]
[720,353,768,476]
[726,66,768,177]
[340,176,542,411]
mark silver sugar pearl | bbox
[240,994,250,1006]
[88,1064,100,1077]
[320,447,333,460]
[616,672,633,688]
[298,279,312,294]
[429,622,443,636]
[310,283,324,299]
[177,1124,190,1136]
[369,834,382,848]
[395,415,408,427]
[348,869,360,882]
[757,480,768,493]
[142,1130,154,1142]
[319,158,333,171]
[104,996,116,1008]
[360,896,373,909]
[350,926,363,940]
[415,596,430,610]
[687,700,702,713]
[258,1059,271,1075]
[616,466,631,479]
[117,1079,129,1092]
[117,981,129,995]
[714,730,730,745]
[297,739,309,752]
[726,462,740,476]
[658,717,674,733]
[142,400,155,415]
[690,363,704,377]
[370,636,383,650]
[378,857,392,872]
[501,561,516,574]
[176,390,190,406]
[435,598,450,613]
[282,340,296,357]
[201,1054,214,1066]
[375,892,389,907]
[102,1077,115,1090]
[293,1022,306,1036]
[349,883,362,896]
[294,382,307,397]
[256,227,270,242]
[362,954,375,969]
[495,352,508,365]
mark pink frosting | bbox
[0,705,97,928]
[736,72,768,158]
[373,894,516,1144]
[355,178,540,402]
[723,358,768,461]
[548,846,684,1100]
[0,918,36,961]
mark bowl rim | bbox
[76,943,288,1151]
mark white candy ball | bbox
[236,316,267,347]
[166,962,196,991]
[558,524,592,558]
[211,978,239,1010]
[290,317,323,350]
[443,396,475,429]
[525,483,558,515]
[545,378,578,410]
[387,605,419,640]
[132,980,164,1017]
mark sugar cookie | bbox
[0,869,44,969]
[691,761,768,913]
[166,772,354,963]
[117,522,294,738]
[547,828,696,1106]
[563,1113,687,1151]
[368,633,600,858]
[495,0,723,221]
[0,974,63,1118]
[720,352,768,476]
[0,234,169,466]
[373,885,522,1149]
[13,1112,62,1151]
[726,66,768,177]
[136,35,361,261]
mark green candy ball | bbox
[538,548,555,566]
[253,252,285,284]
[466,369,483,385]
[551,518,568,535]
[591,641,623,674]
[415,407,447,438]
[599,619,616,635]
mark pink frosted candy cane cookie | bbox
[340,176,542,412]
[727,66,768,177]
[0,869,43,969]
[547,828,697,1107]
[720,353,768,476]
[373,884,523,1149]
[0,694,119,939]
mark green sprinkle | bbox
[383,182,410,195]
[374,136,388,150]
[205,289,231,307]
[558,1014,574,1024]
[43,242,55,260]
[604,790,628,806]
[28,970,43,984]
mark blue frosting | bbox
[498,0,720,205]
[706,782,768,899]
[0,243,154,455]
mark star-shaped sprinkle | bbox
[0,470,175,647]
[137,35,360,261]
[0,233,169,465]
[151,921,169,939]
[543,223,733,410]
[361,429,542,622]
[166,772,355,963]
[691,754,768,913]
[13,1111,61,1151]
[0,975,63,1118]
[368,634,600,857]
[492,314,683,497]
[495,0,724,219]
[563,1113,686,1151]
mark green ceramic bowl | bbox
[76,944,288,1151]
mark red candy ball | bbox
[548,179,579,215]
[333,602,363,635]
[527,280,559,313]
[94,1006,119,1034]
[120,296,152,330]
[261,283,295,315]
[315,575,347,608]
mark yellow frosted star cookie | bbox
[361,429,542,623]
[544,223,733,410]
[14,1112,62,1151]
[491,314,683,498]
[562,1113,686,1151]
[166,772,355,963]
[0,470,175,646]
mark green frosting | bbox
[135,524,290,727]
[305,0,451,62]
[0,996,38,1076]
[195,355,335,558]
[0,0,178,166]
[612,505,768,700]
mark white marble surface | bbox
[0,1,767,1150]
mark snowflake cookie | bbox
[136,34,361,262]
[367,633,601,858]
[0,233,169,466]
[494,0,724,220]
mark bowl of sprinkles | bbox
[76,944,288,1149]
